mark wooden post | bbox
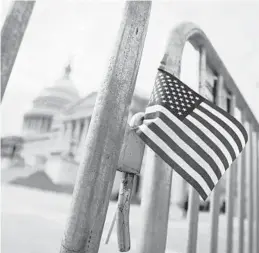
[137,149,172,253]
[237,112,246,253]
[247,123,253,253]
[185,46,206,253]
[225,95,236,253]
[59,2,151,253]
[1,1,35,100]
[208,75,224,253]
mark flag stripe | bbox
[190,112,236,161]
[187,114,233,166]
[147,122,215,190]
[198,104,243,152]
[145,111,222,179]
[201,102,246,148]
[204,100,248,143]
[146,105,226,174]
[150,117,219,184]
[136,125,209,199]
[194,108,240,157]
[183,117,229,170]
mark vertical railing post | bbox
[247,123,253,253]
[1,1,35,100]
[59,2,151,253]
[225,95,237,253]
[237,112,246,253]
[185,188,200,253]
[208,75,224,253]
[137,150,172,253]
[185,46,206,253]
[255,133,259,253]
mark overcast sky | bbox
[1,0,258,137]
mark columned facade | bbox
[19,64,152,200]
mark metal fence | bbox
[2,2,258,253]
[138,22,259,253]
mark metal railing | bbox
[138,21,259,253]
[2,2,258,253]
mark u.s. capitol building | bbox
[20,63,149,200]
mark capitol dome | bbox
[32,64,79,111]
[23,64,80,135]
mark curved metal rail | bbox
[138,21,259,253]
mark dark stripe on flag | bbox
[183,118,229,169]
[198,105,243,152]
[204,100,248,143]
[191,112,236,161]
[148,123,214,190]
[145,111,222,179]
[136,129,208,200]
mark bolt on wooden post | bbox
[1,1,35,100]
[59,2,151,253]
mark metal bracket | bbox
[117,114,145,174]
[106,112,145,252]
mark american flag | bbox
[136,69,248,200]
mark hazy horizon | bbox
[1,0,258,137]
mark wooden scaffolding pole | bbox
[1,1,35,100]
[59,2,151,253]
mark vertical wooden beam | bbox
[59,2,151,253]
[1,1,35,100]
[237,112,246,253]
[225,95,236,253]
[137,149,172,253]
[208,75,224,253]
[185,46,206,253]
[247,123,253,253]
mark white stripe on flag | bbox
[138,123,211,195]
[146,105,225,175]
[187,114,233,166]
[194,108,240,157]
[200,102,246,147]
[153,118,218,184]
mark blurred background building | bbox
[1,61,232,211]
[1,63,149,202]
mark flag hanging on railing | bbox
[135,68,248,200]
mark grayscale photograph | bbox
[1,1,259,253]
